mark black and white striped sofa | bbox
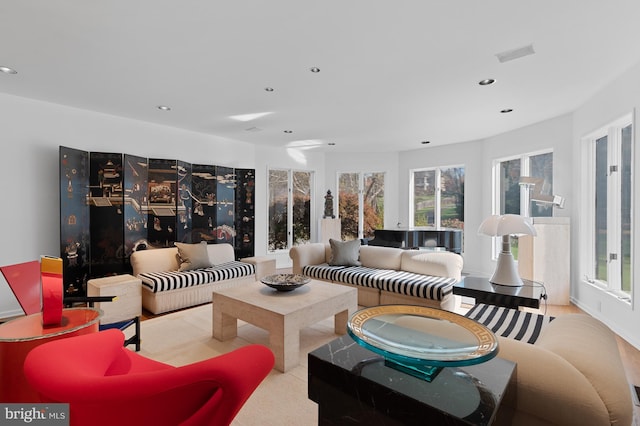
[289,243,463,310]
[130,243,274,314]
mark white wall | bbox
[571,60,640,349]
[0,93,259,317]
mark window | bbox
[582,114,633,300]
[410,166,465,229]
[338,172,385,240]
[493,151,553,259]
[268,169,313,251]
[496,151,553,217]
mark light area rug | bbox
[129,303,341,426]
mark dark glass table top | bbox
[453,276,545,309]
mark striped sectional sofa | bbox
[289,243,464,311]
[130,243,274,314]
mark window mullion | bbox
[434,169,442,227]
[608,128,622,290]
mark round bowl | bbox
[261,274,310,292]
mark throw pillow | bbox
[174,241,212,271]
[329,238,361,266]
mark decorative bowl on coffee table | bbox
[261,274,310,292]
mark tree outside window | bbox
[268,169,313,251]
[411,166,464,230]
[338,172,384,240]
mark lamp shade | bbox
[478,214,537,287]
[478,214,536,237]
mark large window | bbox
[582,114,633,301]
[410,166,464,229]
[493,151,553,259]
[496,151,553,217]
[268,169,313,251]
[338,172,385,240]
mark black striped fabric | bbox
[139,261,255,293]
[301,264,455,301]
[465,303,555,344]
[333,266,390,289]
[208,261,255,282]
[302,264,347,282]
[376,271,455,301]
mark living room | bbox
[1,1,639,423]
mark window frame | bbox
[267,167,314,253]
[409,164,465,230]
[580,112,634,302]
[336,171,385,240]
[490,150,554,260]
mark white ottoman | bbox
[87,274,142,324]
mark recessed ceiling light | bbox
[284,130,293,133]
[265,87,274,92]
[0,66,17,74]
[310,67,320,73]
[157,105,171,111]
[478,79,495,86]
[500,109,513,113]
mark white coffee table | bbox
[212,279,358,372]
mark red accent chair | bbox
[24,329,274,426]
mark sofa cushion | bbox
[332,266,392,289]
[465,303,555,344]
[359,245,402,270]
[328,239,361,266]
[375,271,455,301]
[400,251,463,281]
[534,314,633,426]
[302,264,455,300]
[139,269,215,293]
[139,261,254,293]
[175,242,212,271]
[302,264,348,282]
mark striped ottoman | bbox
[465,303,555,344]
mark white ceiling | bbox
[2,1,640,152]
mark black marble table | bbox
[453,276,545,309]
[308,335,516,426]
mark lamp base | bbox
[490,252,523,287]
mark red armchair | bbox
[23,329,274,426]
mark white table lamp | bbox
[478,214,536,286]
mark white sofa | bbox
[466,304,633,425]
[130,243,274,314]
[289,242,464,310]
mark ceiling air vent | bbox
[496,44,535,63]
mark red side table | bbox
[0,307,102,402]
